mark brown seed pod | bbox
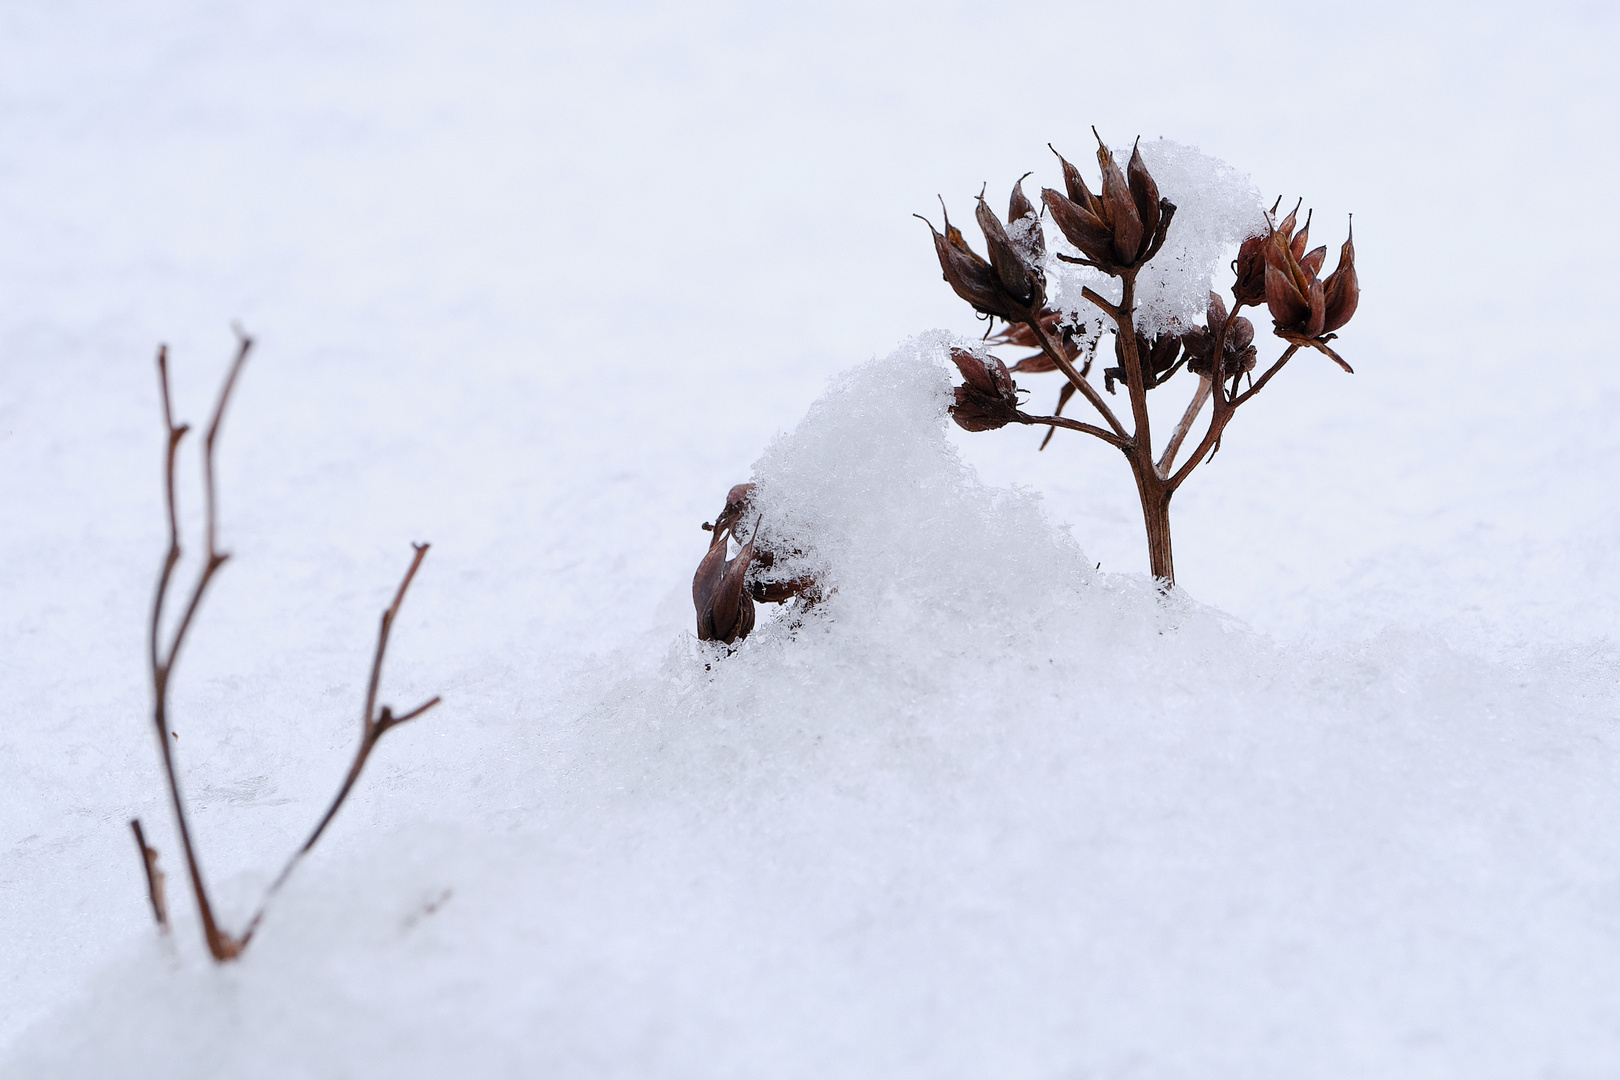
[1042,188,1117,269]
[975,194,1041,308]
[1050,144,1104,218]
[1096,137,1143,265]
[1008,173,1036,223]
[948,348,1022,431]
[922,214,1017,321]
[1232,232,1269,307]
[1126,140,1162,244]
[1321,220,1359,333]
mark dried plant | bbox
[131,330,441,962]
[692,483,816,644]
[920,133,1360,586]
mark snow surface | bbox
[4,1,1620,1077]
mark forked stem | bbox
[245,543,441,941]
[148,332,252,961]
[140,333,440,962]
[1158,377,1211,479]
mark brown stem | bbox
[1014,412,1126,448]
[1083,273,1175,584]
[239,543,441,946]
[1164,341,1302,492]
[1157,377,1212,479]
[148,334,252,962]
[1109,275,1153,460]
[1131,462,1175,584]
[129,818,169,930]
[1232,343,1303,409]
[1019,311,1129,441]
[1079,286,1121,322]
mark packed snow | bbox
[4,1,1620,1077]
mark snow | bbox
[1046,138,1265,339]
[5,1,1620,1077]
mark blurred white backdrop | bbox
[3,1,1618,1075]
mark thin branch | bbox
[1020,311,1129,441]
[202,328,252,559]
[1306,336,1354,374]
[1232,343,1303,408]
[362,542,431,734]
[129,818,169,930]
[1014,410,1128,449]
[150,346,188,682]
[141,332,441,962]
[148,336,253,962]
[1157,377,1211,479]
[1037,381,1076,451]
[241,543,441,945]
[160,331,252,674]
[1079,286,1122,322]
[1095,274,1153,467]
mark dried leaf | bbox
[692,537,728,641]
[1051,146,1103,217]
[924,218,1015,320]
[1290,209,1313,260]
[1096,140,1143,264]
[1275,198,1301,240]
[1141,199,1176,263]
[1041,189,1115,267]
[1126,140,1161,243]
[1322,222,1359,333]
[1304,276,1327,338]
[710,531,757,643]
[976,195,1038,306]
[1264,247,1311,331]
[1008,174,1036,223]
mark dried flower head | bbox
[1102,330,1184,394]
[919,177,1047,323]
[693,486,818,644]
[693,517,756,645]
[1180,293,1257,386]
[1230,196,1283,308]
[1040,133,1177,276]
[1260,203,1358,341]
[948,347,1022,431]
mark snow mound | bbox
[10,340,1620,1079]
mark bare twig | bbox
[1015,410,1127,448]
[1157,376,1211,479]
[1036,382,1076,451]
[148,331,252,961]
[1232,343,1304,409]
[240,543,441,946]
[1021,311,1129,441]
[139,332,440,962]
[129,818,169,930]
[1306,336,1354,374]
[1079,286,1122,322]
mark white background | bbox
[3,2,1618,1076]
